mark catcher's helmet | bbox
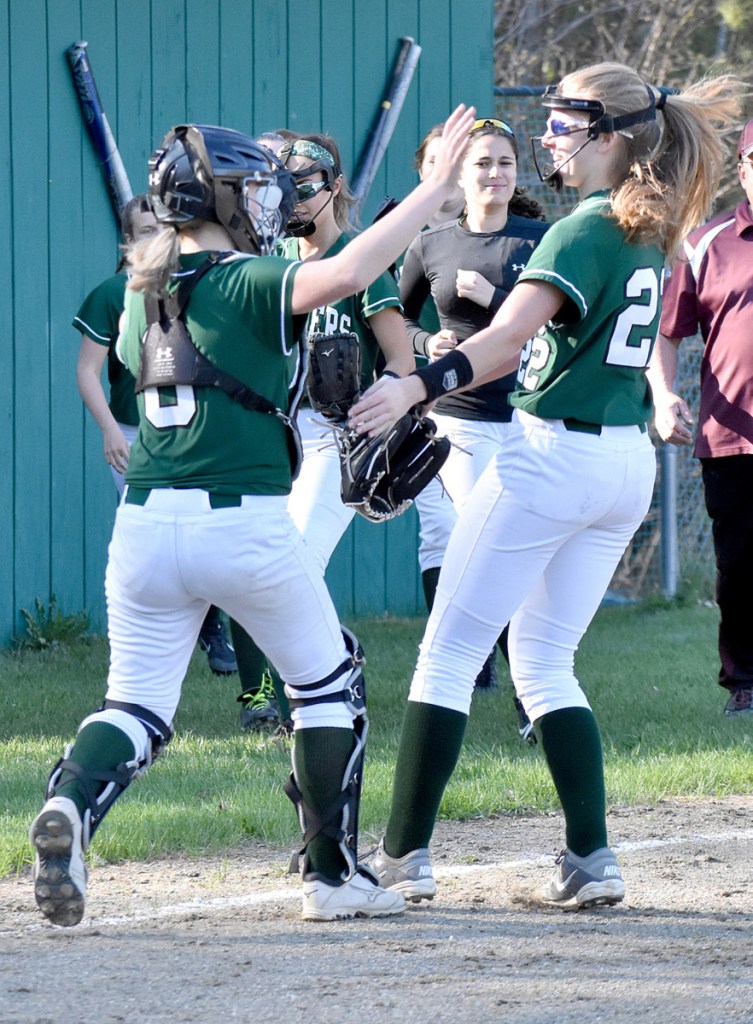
[148,124,297,254]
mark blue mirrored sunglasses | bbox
[547,118,591,137]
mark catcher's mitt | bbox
[306,331,362,421]
[338,412,451,522]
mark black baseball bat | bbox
[351,36,422,209]
[66,41,133,225]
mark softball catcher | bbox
[29,104,477,925]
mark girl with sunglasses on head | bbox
[350,63,742,909]
[401,117,548,722]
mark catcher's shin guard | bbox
[284,628,368,880]
[46,702,172,846]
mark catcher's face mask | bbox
[281,140,341,237]
[530,83,657,191]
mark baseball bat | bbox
[351,36,422,209]
[66,41,133,225]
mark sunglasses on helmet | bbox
[470,117,515,136]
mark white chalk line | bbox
[13,826,753,933]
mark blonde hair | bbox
[561,62,745,258]
[126,224,181,294]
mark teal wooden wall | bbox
[0,0,494,645]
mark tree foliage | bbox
[495,0,753,89]
[494,0,753,209]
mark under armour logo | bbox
[512,263,526,271]
[156,346,173,361]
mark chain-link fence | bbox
[495,89,715,601]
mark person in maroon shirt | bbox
[648,118,753,716]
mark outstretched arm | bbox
[291,104,475,315]
[349,280,563,435]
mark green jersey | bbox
[118,252,304,496]
[279,233,402,389]
[512,192,665,426]
[73,273,139,427]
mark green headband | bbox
[285,140,336,168]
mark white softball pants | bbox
[413,413,513,574]
[409,411,656,721]
[105,489,354,730]
[287,409,355,576]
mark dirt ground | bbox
[2,796,752,1024]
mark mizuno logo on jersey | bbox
[443,369,458,392]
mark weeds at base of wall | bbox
[16,596,90,652]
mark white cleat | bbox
[29,796,88,927]
[302,868,407,921]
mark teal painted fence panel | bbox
[1,0,494,645]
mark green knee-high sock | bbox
[292,726,356,881]
[55,722,137,819]
[268,665,291,721]
[229,620,267,694]
[229,623,291,719]
[421,567,441,613]
[497,625,510,666]
[536,706,608,856]
[385,702,468,857]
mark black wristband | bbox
[410,348,474,402]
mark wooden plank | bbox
[116,0,156,186]
[325,519,355,618]
[218,0,255,134]
[449,0,494,110]
[10,0,53,631]
[379,0,420,215]
[319,1,354,171]
[76,1,123,631]
[185,0,221,126]
[151,0,188,137]
[352,516,387,616]
[0,0,14,643]
[250,0,288,136]
[285,1,323,136]
[351,0,389,222]
[48,0,91,621]
[384,509,422,616]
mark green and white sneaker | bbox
[541,847,625,909]
[367,838,436,903]
[30,796,88,927]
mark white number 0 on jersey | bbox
[143,386,197,428]
[605,266,661,368]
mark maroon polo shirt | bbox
[660,199,753,458]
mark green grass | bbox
[2,602,752,877]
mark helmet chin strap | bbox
[529,131,595,192]
[286,190,335,238]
